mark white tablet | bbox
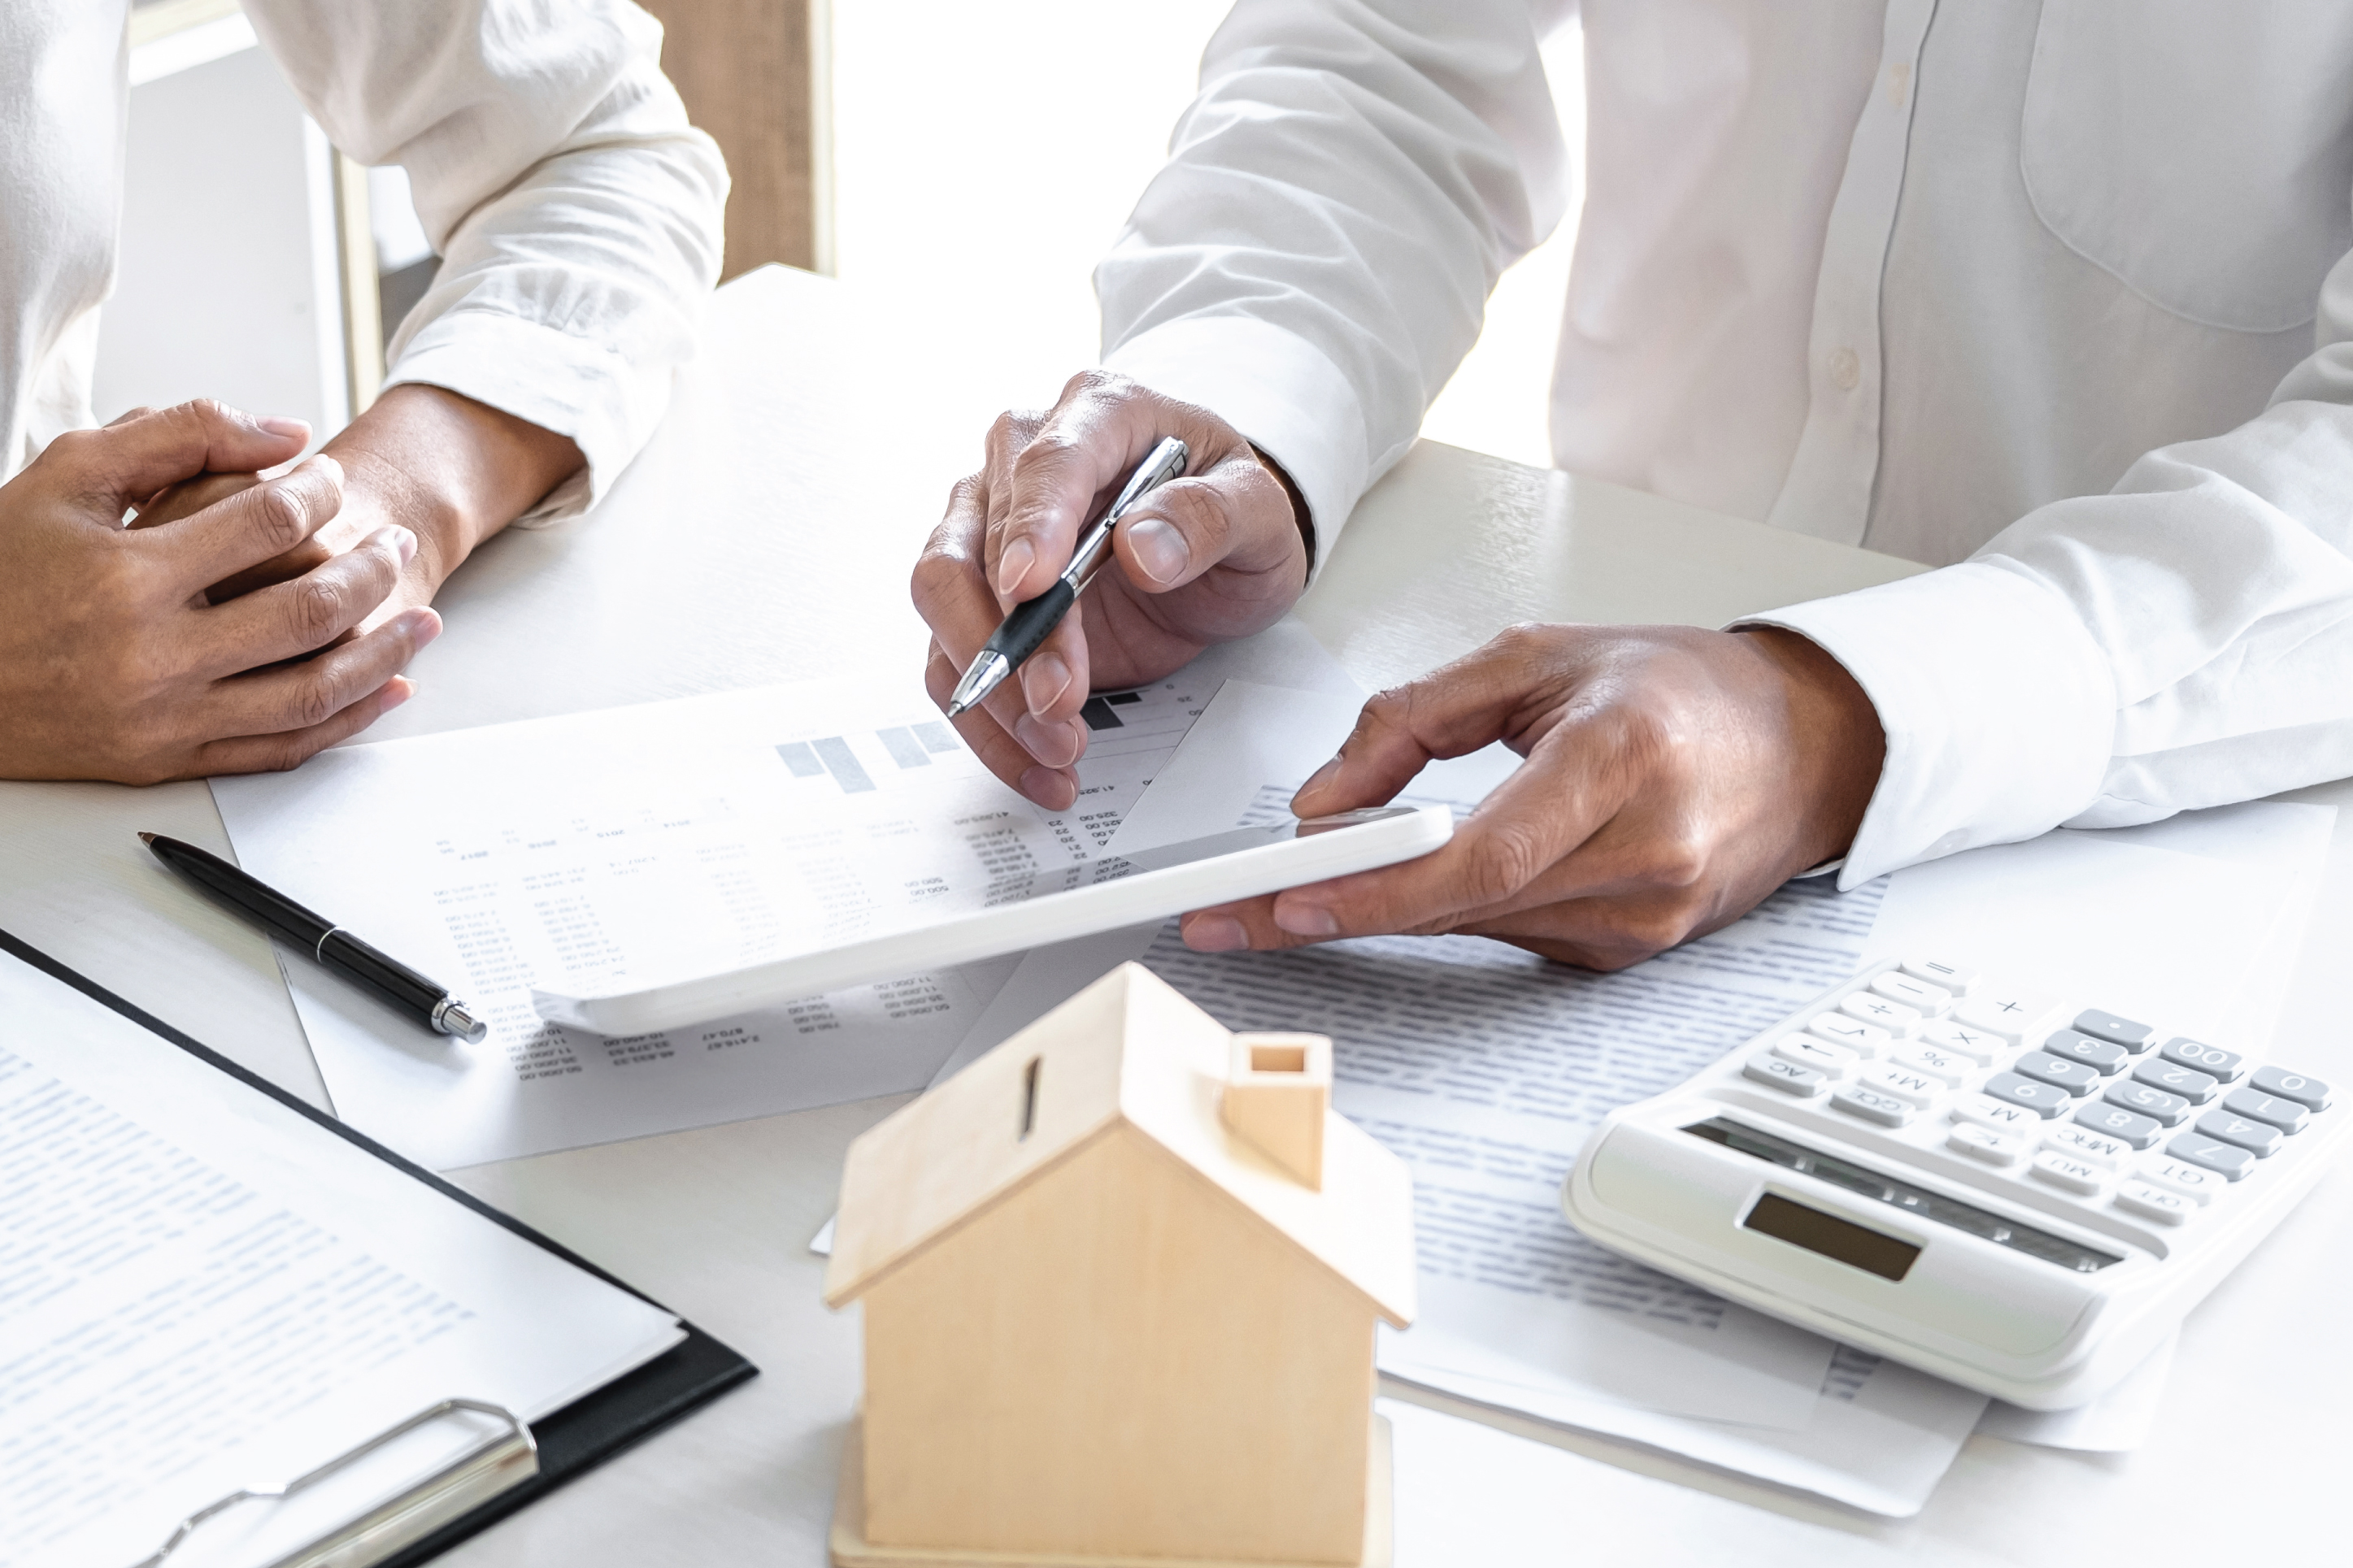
[531,805,1453,1036]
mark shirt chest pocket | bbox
[2020,0,2353,335]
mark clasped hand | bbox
[0,401,438,782]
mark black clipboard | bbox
[0,926,758,1567]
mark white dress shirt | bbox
[1098,0,2353,885]
[0,0,724,519]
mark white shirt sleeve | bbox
[1748,241,2353,886]
[1096,0,1576,568]
[241,0,728,522]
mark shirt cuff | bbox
[1740,562,2117,887]
[1100,315,1371,578]
[385,308,672,527]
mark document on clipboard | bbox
[0,932,754,1568]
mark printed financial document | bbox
[0,949,680,1568]
[211,673,1224,1170]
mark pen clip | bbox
[1066,437,1189,594]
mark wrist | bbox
[1736,626,1886,869]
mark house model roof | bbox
[824,962,1416,1327]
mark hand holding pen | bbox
[913,374,1314,810]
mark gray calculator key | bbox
[2040,1029,2129,1073]
[1981,1072,2073,1118]
[2157,1036,2244,1082]
[2072,1009,2155,1051]
[2011,1051,2103,1097]
[2249,1066,2333,1112]
[1744,1054,1828,1097]
[2071,1101,2164,1149]
[2168,1131,2257,1181]
[2104,1079,2194,1127]
[2195,1110,2284,1158]
[2134,1058,2220,1104]
[2222,1088,2310,1135]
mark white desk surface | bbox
[4,265,2346,1565]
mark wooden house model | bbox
[824,962,1417,1567]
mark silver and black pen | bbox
[140,832,489,1044]
[945,437,1190,716]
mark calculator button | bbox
[1920,1019,2004,1066]
[2115,1181,2195,1225]
[1772,1034,1857,1076]
[2039,1029,2129,1075]
[2042,1124,2132,1167]
[1871,972,1954,1016]
[1892,1043,1972,1084]
[1951,1092,2046,1134]
[2030,1149,2109,1196]
[1858,1063,1945,1107]
[2072,1009,2155,1052]
[1955,989,2066,1046]
[2167,1132,2258,1182]
[1947,1124,2028,1165]
[2142,1157,2225,1201]
[1833,1085,1917,1127]
[2012,1051,2103,1097]
[2221,1088,2310,1136]
[1807,1014,1891,1057]
[2194,1110,2284,1158]
[2133,1058,2220,1105]
[1744,1055,1829,1097]
[2105,1079,2194,1126]
[1902,958,1980,996]
[2249,1066,2332,1112]
[2157,1037,2244,1083]
[1841,992,1925,1037]
[2071,1101,2165,1149]
[1981,1072,2073,1118]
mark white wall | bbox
[829,2,1585,471]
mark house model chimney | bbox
[1220,1031,1332,1189]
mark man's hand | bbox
[1177,623,1887,969]
[0,401,438,782]
[912,372,1308,810]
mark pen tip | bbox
[137,832,156,846]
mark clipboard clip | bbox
[127,1396,539,1568]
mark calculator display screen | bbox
[1688,1118,2124,1274]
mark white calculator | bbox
[1562,958,2344,1409]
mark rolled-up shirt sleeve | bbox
[1097,0,1576,570]
[242,0,728,522]
[1750,241,2353,886]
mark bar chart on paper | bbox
[210,674,1219,1170]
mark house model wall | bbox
[824,963,1416,1566]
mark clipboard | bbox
[0,926,758,1568]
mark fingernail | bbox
[1184,914,1249,953]
[1273,901,1339,938]
[1125,516,1190,586]
[1024,653,1072,714]
[386,526,418,566]
[402,608,442,646]
[1298,755,1343,797]
[257,415,309,441]
[1018,766,1076,810]
[995,536,1035,597]
[1015,713,1085,768]
[383,679,415,710]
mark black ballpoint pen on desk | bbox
[139,832,490,1044]
[945,435,1190,717]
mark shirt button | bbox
[1829,347,1861,390]
[1885,60,1912,107]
